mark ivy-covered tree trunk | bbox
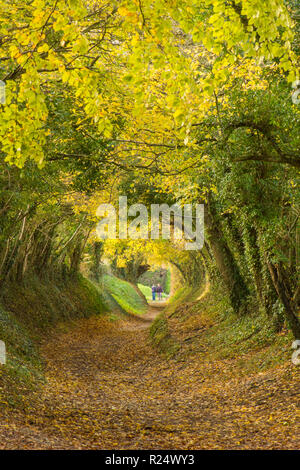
[205,201,249,315]
[243,225,277,315]
[91,242,103,281]
[69,241,83,277]
[267,261,300,338]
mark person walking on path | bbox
[156,284,163,301]
[151,285,156,301]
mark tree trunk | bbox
[205,201,249,314]
[267,261,300,338]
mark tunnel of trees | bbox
[0,0,299,337]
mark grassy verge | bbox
[101,275,147,316]
[149,286,192,358]
[150,313,180,359]
[151,285,296,376]
[182,293,295,375]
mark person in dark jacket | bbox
[156,284,163,300]
[151,284,156,301]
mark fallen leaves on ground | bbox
[0,307,299,449]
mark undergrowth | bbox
[151,284,295,376]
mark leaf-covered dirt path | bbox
[0,304,299,449]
